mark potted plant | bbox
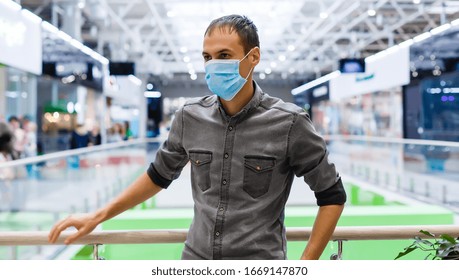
[395,230,459,260]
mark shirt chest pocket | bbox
[189,151,212,192]
[243,156,276,198]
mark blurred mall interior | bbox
[1,0,459,260]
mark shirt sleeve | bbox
[146,107,189,189]
[287,112,346,206]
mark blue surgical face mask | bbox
[204,49,254,101]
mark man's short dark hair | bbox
[8,116,18,123]
[205,15,259,54]
[0,122,14,154]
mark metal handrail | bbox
[0,138,162,168]
[324,134,459,148]
[1,225,458,246]
[3,135,456,169]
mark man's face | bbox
[202,27,259,79]
[9,120,19,129]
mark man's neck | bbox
[220,80,254,116]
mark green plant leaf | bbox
[414,236,433,246]
[420,230,435,238]
[395,246,417,260]
[440,234,457,244]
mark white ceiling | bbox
[21,0,459,84]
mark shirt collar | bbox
[216,81,263,119]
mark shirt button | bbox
[256,166,261,171]
[215,231,220,237]
[224,153,229,159]
[219,207,224,212]
[228,126,233,131]
[196,160,200,164]
[222,180,227,185]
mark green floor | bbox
[71,185,455,260]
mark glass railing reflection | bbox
[0,139,161,259]
[325,135,459,210]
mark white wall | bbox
[330,45,410,101]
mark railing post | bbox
[105,186,110,202]
[36,225,42,255]
[10,246,18,260]
[442,185,448,204]
[53,212,60,223]
[96,191,101,208]
[84,197,90,212]
[92,244,104,260]
[330,240,344,260]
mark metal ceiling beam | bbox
[288,0,348,56]
[145,0,182,64]
[99,0,165,73]
[55,0,454,81]
[307,6,428,75]
[285,0,444,75]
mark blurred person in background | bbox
[124,121,133,140]
[69,124,90,149]
[7,116,26,158]
[23,121,38,158]
[23,121,39,178]
[0,122,15,166]
[89,124,102,146]
[107,123,123,143]
[0,122,16,210]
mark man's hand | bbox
[48,172,163,245]
[48,213,100,245]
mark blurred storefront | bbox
[405,24,459,142]
[38,21,108,152]
[0,1,42,122]
[292,44,410,138]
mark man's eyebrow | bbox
[217,48,233,53]
[202,49,234,56]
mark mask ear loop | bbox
[244,65,254,80]
[241,48,255,80]
[240,48,254,62]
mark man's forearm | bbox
[93,172,163,223]
[301,204,344,260]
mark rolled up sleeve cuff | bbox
[314,178,347,206]
[147,163,172,189]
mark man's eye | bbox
[219,53,230,59]
[203,55,211,62]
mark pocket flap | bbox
[189,151,212,166]
[244,156,276,173]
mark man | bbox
[8,116,25,159]
[49,15,346,260]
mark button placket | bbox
[213,121,237,259]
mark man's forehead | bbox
[203,26,243,52]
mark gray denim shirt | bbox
[147,82,346,260]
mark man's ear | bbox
[250,47,261,66]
